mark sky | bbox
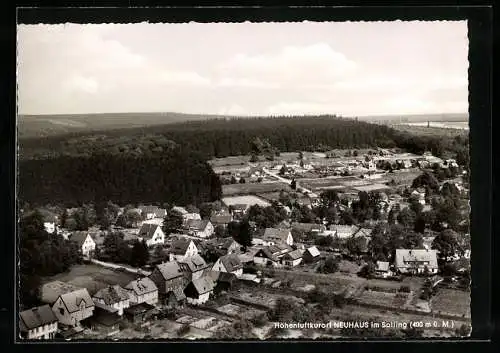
[17,21,468,117]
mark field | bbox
[42,264,136,295]
[391,124,469,137]
[222,195,271,207]
[431,288,471,318]
[208,156,250,167]
[222,182,291,196]
[378,169,423,185]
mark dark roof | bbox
[154,261,184,281]
[170,238,194,255]
[178,254,209,273]
[263,228,292,242]
[138,223,162,240]
[93,285,129,305]
[218,254,243,272]
[124,302,156,316]
[93,308,122,327]
[283,249,303,261]
[125,277,157,296]
[185,219,210,231]
[291,222,325,233]
[69,231,92,247]
[19,305,58,332]
[255,248,279,262]
[190,276,215,295]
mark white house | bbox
[184,219,214,238]
[124,277,159,306]
[394,249,438,275]
[178,254,210,280]
[138,223,165,247]
[212,254,243,278]
[375,261,392,278]
[19,305,58,340]
[172,206,201,223]
[50,287,94,327]
[44,222,56,234]
[263,228,294,246]
[69,232,96,257]
[169,238,198,262]
[92,285,130,316]
[183,276,215,305]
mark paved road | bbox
[261,167,317,197]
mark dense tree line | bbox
[20,116,467,161]
[19,210,82,309]
[19,147,222,208]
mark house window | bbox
[59,308,64,315]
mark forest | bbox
[19,115,467,161]
[18,147,222,208]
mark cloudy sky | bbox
[17,21,468,117]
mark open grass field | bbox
[378,169,423,185]
[42,264,136,296]
[208,156,250,167]
[391,124,469,137]
[222,195,271,207]
[222,182,291,196]
[431,288,471,318]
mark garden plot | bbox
[356,289,398,307]
[222,195,271,207]
[222,183,290,196]
[431,288,471,318]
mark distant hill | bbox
[17,112,468,139]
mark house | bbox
[263,228,294,246]
[212,254,243,277]
[217,238,242,254]
[375,261,392,278]
[291,222,326,235]
[354,227,373,239]
[69,231,96,257]
[184,219,214,238]
[173,206,201,222]
[139,206,161,220]
[395,249,438,275]
[210,211,233,229]
[124,302,158,324]
[19,305,58,339]
[329,225,359,239]
[302,246,321,263]
[40,281,95,328]
[168,238,198,261]
[208,271,237,293]
[92,285,130,316]
[184,276,215,305]
[86,307,122,336]
[281,249,303,267]
[411,190,426,205]
[137,223,165,247]
[149,261,188,306]
[230,204,249,219]
[253,244,292,267]
[178,254,210,280]
[124,277,158,306]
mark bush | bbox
[267,325,288,338]
[398,285,411,293]
[250,313,269,327]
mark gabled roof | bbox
[125,277,157,296]
[185,219,211,231]
[329,225,359,238]
[255,248,279,262]
[395,249,438,269]
[189,276,215,295]
[283,249,303,261]
[263,228,292,242]
[60,288,94,312]
[69,231,93,247]
[172,206,188,215]
[93,285,129,305]
[231,204,248,211]
[154,261,184,281]
[138,223,162,240]
[218,254,243,272]
[354,228,373,238]
[178,254,209,273]
[170,238,195,255]
[304,246,321,258]
[19,305,57,332]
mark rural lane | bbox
[261,167,317,197]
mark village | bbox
[19,147,471,340]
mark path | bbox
[90,258,151,276]
[261,167,317,197]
